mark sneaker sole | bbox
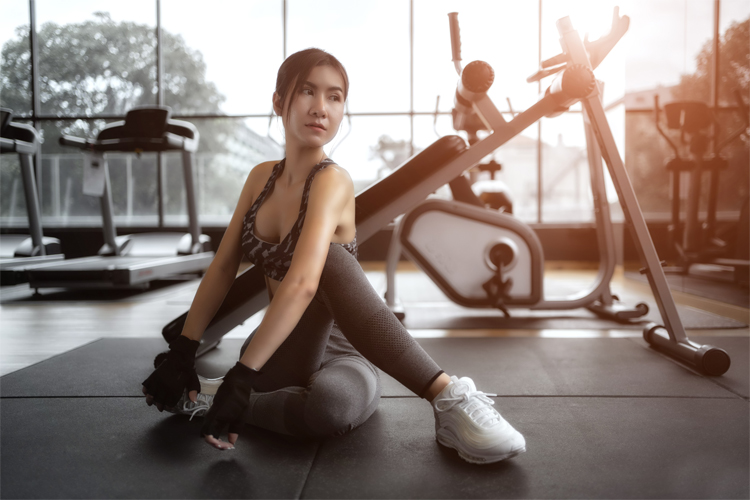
[436,430,526,464]
[198,376,223,396]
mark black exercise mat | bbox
[0,398,318,499]
[400,301,746,330]
[2,397,745,499]
[303,397,749,499]
[1,338,740,399]
[626,270,750,308]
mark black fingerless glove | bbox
[142,335,201,408]
[201,362,261,440]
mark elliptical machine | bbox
[384,12,647,323]
[653,93,749,285]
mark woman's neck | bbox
[281,146,328,188]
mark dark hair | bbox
[275,48,349,121]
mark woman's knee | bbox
[305,358,381,437]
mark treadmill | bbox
[0,108,64,286]
[21,106,214,291]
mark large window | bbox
[161,0,283,115]
[0,2,31,116]
[36,0,157,117]
[1,0,747,230]
[624,0,749,217]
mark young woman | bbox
[141,48,526,465]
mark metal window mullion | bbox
[32,111,460,121]
[29,0,44,223]
[156,0,164,228]
[537,0,543,223]
[29,0,41,118]
[711,0,720,156]
[409,0,414,157]
[283,0,287,59]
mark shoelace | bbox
[434,381,501,428]
[182,394,214,421]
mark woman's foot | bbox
[166,375,223,420]
[431,375,526,464]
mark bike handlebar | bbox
[527,7,629,83]
[448,12,462,75]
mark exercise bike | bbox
[384,11,647,323]
[163,8,731,376]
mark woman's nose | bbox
[311,97,327,117]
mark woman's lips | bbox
[306,123,326,131]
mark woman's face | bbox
[274,64,346,150]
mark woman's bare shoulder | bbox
[319,162,353,191]
[249,160,280,182]
[237,160,282,213]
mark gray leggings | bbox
[239,243,444,438]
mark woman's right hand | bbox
[201,362,261,450]
[141,335,201,411]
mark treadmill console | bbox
[122,106,171,138]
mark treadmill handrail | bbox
[1,120,39,156]
[59,132,196,153]
[1,136,36,156]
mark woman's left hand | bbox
[201,362,260,450]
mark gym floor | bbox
[1,262,748,499]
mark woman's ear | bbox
[272,92,283,116]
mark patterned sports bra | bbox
[241,158,358,282]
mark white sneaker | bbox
[431,375,526,464]
[167,375,223,421]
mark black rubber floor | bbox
[1,398,318,499]
[2,337,745,398]
[399,302,746,330]
[625,270,750,309]
[2,337,748,499]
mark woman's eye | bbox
[302,88,313,96]
[330,95,341,102]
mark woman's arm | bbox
[180,162,272,341]
[239,164,354,369]
[142,161,274,415]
